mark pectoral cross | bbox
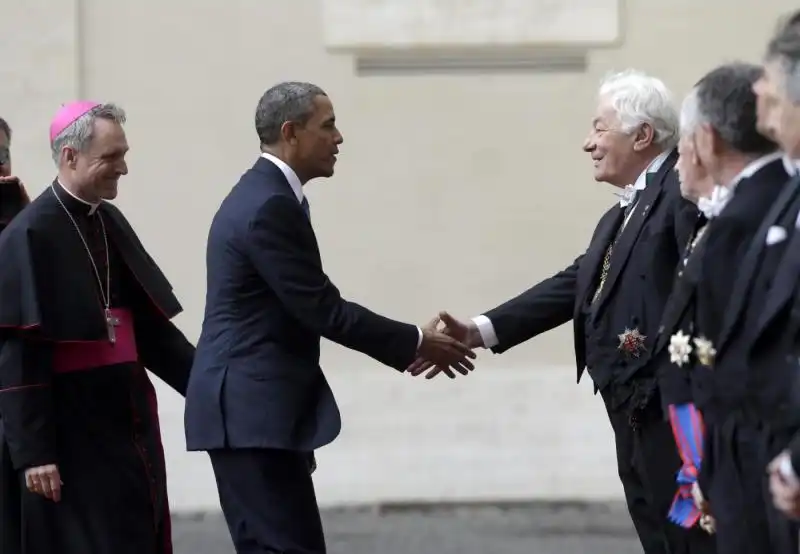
[105,308,120,344]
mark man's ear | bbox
[280,121,299,146]
[62,146,79,169]
[632,123,655,152]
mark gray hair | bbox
[679,88,701,138]
[255,82,327,146]
[682,63,776,155]
[766,11,800,104]
[0,117,11,142]
[598,69,680,150]
[51,103,126,164]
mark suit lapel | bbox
[594,162,670,314]
[654,222,709,353]
[717,178,800,351]
[756,197,800,334]
[574,207,623,317]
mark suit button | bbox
[658,325,665,334]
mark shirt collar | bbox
[56,179,100,215]
[782,153,800,177]
[261,152,303,203]
[632,149,670,190]
[725,151,783,193]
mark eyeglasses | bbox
[0,146,9,166]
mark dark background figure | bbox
[655,62,788,554]
[0,117,30,234]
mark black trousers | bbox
[209,448,325,554]
[602,390,716,554]
[706,420,799,554]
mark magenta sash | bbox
[52,308,138,373]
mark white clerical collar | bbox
[725,151,783,193]
[57,179,100,215]
[261,152,303,203]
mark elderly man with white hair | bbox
[410,70,705,553]
[652,62,787,554]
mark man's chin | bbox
[100,186,119,201]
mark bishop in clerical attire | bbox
[0,101,195,554]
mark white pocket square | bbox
[766,225,788,245]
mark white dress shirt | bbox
[472,150,670,348]
[260,153,423,349]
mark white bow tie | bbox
[617,182,645,208]
[697,186,731,219]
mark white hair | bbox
[598,69,680,150]
[51,103,126,165]
[679,87,704,137]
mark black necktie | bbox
[300,197,310,220]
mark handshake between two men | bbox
[410,312,484,379]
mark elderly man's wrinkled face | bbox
[756,59,800,157]
[63,118,129,202]
[676,133,714,203]
[583,97,642,188]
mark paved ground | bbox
[173,502,641,554]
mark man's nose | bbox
[582,136,595,152]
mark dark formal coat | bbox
[476,151,715,554]
[484,149,696,409]
[654,157,790,411]
[0,182,195,554]
[185,156,420,453]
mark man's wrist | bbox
[471,315,497,348]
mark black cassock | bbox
[0,181,195,554]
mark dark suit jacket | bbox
[483,149,696,400]
[185,157,419,452]
[654,159,790,411]
[699,174,800,426]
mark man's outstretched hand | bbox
[414,315,476,378]
[408,312,484,379]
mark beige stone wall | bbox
[3,0,798,510]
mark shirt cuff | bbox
[472,315,499,349]
[781,455,800,485]
[416,327,423,349]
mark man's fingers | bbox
[49,474,62,502]
[40,476,53,499]
[438,311,458,328]
[408,359,434,376]
[423,367,444,379]
[425,316,441,330]
[422,364,455,379]
[768,455,784,473]
[446,337,476,358]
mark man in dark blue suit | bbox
[184,81,475,554]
